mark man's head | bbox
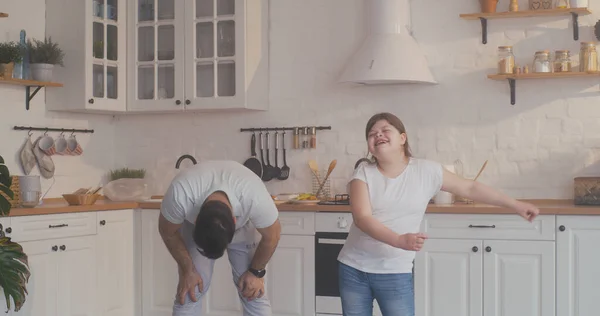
[193,199,235,259]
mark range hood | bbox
[339,0,436,85]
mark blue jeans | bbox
[338,261,414,316]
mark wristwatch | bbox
[248,267,266,278]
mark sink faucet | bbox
[175,154,197,169]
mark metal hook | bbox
[44,128,48,135]
[28,128,33,137]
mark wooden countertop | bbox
[5,197,600,217]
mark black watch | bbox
[248,267,266,278]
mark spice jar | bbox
[533,50,552,73]
[579,42,598,72]
[553,50,571,72]
[497,46,515,74]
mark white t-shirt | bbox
[337,157,443,274]
[160,160,279,231]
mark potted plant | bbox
[27,37,64,82]
[0,41,22,80]
[0,155,31,313]
[103,168,151,201]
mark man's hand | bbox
[395,233,428,251]
[513,201,540,222]
[237,271,265,301]
[177,268,203,305]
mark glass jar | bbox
[497,46,515,74]
[533,50,552,73]
[553,50,571,72]
[555,0,569,8]
[580,42,598,72]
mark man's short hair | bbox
[193,199,235,259]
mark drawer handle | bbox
[52,245,58,252]
[49,224,68,229]
[468,224,496,228]
[99,220,106,226]
[5,227,11,234]
[60,245,66,251]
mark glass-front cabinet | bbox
[45,0,127,112]
[127,0,269,112]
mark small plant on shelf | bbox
[0,41,22,80]
[0,155,31,313]
[26,37,64,82]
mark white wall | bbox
[0,0,116,198]
[116,0,600,199]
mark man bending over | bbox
[158,160,282,316]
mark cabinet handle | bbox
[49,224,68,228]
[52,245,58,251]
[175,100,181,105]
[5,227,11,234]
[485,246,492,252]
[468,224,496,228]
[60,245,66,251]
[472,246,478,252]
[185,99,191,105]
[559,225,565,232]
[100,220,106,226]
[88,98,94,104]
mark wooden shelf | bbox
[460,8,591,44]
[487,71,600,105]
[0,13,8,18]
[460,7,591,20]
[0,78,63,110]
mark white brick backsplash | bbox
[3,0,600,200]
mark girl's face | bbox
[367,119,406,159]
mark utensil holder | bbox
[312,169,331,200]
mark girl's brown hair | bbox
[365,112,413,158]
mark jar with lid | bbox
[553,50,571,72]
[497,46,515,74]
[533,50,552,73]
[579,42,598,72]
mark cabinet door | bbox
[128,0,186,111]
[267,234,315,316]
[140,210,179,316]
[56,235,97,316]
[184,0,246,110]
[87,0,128,111]
[202,251,243,316]
[557,216,600,316]
[97,210,135,316]
[414,239,483,316]
[13,239,59,316]
[483,240,555,316]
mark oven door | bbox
[315,231,347,315]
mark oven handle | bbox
[318,238,345,245]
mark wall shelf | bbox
[0,78,63,110]
[460,8,592,44]
[0,13,8,18]
[487,71,600,105]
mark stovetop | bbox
[317,194,350,205]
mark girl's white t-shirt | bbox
[337,157,443,274]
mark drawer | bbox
[421,214,555,241]
[278,211,315,235]
[10,212,97,242]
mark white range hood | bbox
[339,0,436,85]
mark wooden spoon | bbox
[308,160,322,186]
[315,160,337,198]
[473,160,488,181]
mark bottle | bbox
[310,127,317,149]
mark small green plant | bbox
[27,37,64,66]
[0,155,31,313]
[0,41,22,64]
[109,168,147,181]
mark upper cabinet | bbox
[45,0,128,113]
[126,0,269,113]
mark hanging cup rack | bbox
[13,126,95,134]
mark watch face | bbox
[251,268,266,278]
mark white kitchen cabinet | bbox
[45,0,128,113]
[415,214,556,316]
[97,210,135,316]
[127,0,269,112]
[556,215,600,316]
[14,235,97,316]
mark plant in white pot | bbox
[104,168,151,202]
[27,37,64,82]
[0,41,22,80]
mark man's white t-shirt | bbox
[337,158,443,274]
[160,160,278,232]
